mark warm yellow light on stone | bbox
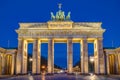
[42,65,45,69]
[15,11,105,75]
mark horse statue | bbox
[56,10,65,21]
[51,12,55,20]
[59,12,65,20]
[66,12,71,20]
[56,12,59,20]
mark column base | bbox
[16,73,28,75]
[67,73,74,75]
[46,73,54,75]
[94,73,106,75]
[80,73,89,75]
[32,73,41,75]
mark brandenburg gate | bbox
[15,5,106,74]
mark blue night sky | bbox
[0,0,120,68]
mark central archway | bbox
[54,43,67,72]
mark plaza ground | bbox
[0,73,120,80]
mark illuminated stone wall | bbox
[104,48,120,74]
[0,48,16,75]
[16,21,106,74]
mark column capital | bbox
[81,37,88,40]
[48,38,54,40]
[33,38,39,40]
[97,38,103,40]
[18,38,28,42]
[68,37,73,39]
[18,38,24,40]
[67,38,72,40]
[33,39,41,43]
[48,38,54,43]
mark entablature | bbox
[16,21,105,39]
[18,21,103,30]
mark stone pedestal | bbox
[81,38,88,74]
[67,38,73,73]
[48,39,54,73]
[32,39,41,74]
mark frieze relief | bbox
[20,23,48,29]
[73,22,101,27]
[19,22,102,29]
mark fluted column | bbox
[1,55,5,74]
[32,39,41,74]
[81,38,88,74]
[11,54,15,75]
[67,38,73,73]
[21,39,28,74]
[109,55,112,74]
[94,38,105,74]
[0,55,1,75]
[106,54,110,74]
[16,39,28,74]
[118,54,120,74]
[48,38,54,73]
[115,54,119,74]
[16,39,23,74]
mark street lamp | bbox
[41,65,46,73]
[41,65,46,80]
[29,58,33,62]
[42,65,45,69]
[29,57,33,74]
[90,57,94,62]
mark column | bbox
[118,54,120,74]
[16,39,23,74]
[113,55,115,74]
[106,54,110,74]
[48,38,54,73]
[81,38,88,74]
[11,54,15,75]
[67,38,73,73]
[1,55,5,74]
[114,54,119,74]
[32,39,41,74]
[0,55,1,75]
[94,38,105,74]
[109,55,112,74]
[21,40,28,74]
[6,55,9,74]
[9,55,12,75]
[16,39,28,74]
